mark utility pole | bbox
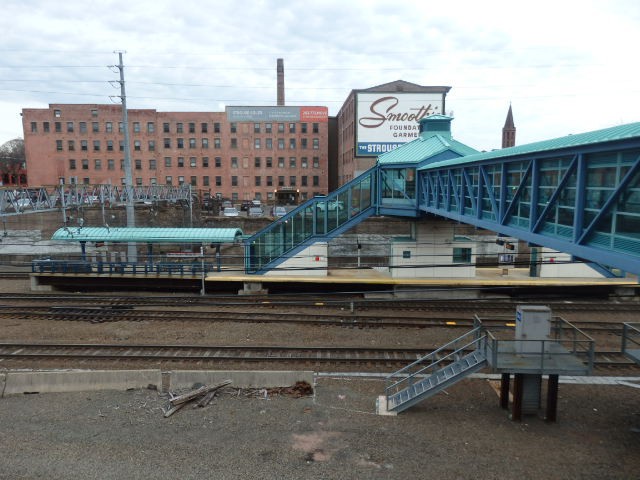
[114,51,137,262]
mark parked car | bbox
[240,200,252,212]
[272,206,287,218]
[248,206,264,217]
[222,200,233,209]
[223,207,239,217]
[251,199,262,207]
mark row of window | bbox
[54,137,321,152]
[35,120,321,135]
[64,175,321,189]
[68,156,322,170]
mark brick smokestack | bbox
[277,58,285,106]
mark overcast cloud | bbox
[1,0,638,151]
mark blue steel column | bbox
[500,163,507,225]
[529,159,540,232]
[573,154,587,242]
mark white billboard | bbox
[356,92,444,156]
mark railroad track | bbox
[0,342,634,369]
[0,305,632,333]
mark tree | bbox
[0,138,26,185]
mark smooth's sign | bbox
[356,93,444,156]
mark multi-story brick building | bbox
[21,103,329,204]
[336,80,451,186]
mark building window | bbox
[91,109,98,117]
[203,175,210,186]
[93,140,100,151]
[301,138,308,149]
[313,175,319,186]
[278,176,285,187]
[106,122,113,133]
[55,122,61,133]
[134,140,141,151]
[301,123,307,134]
[254,138,261,149]
[178,176,185,185]
[313,123,319,133]
[289,123,295,133]
[190,176,197,186]
[278,139,285,149]
[177,157,184,167]
[278,123,284,133]
[289,176,296,186]
[255,176,261,186]
[118,122,124,133]
[313,138,319,149]
[254,123,261,133]
[214,122,220,133]
[214,138,221,149]
[231,176,238,187]
[254,157,261,168]
[215,157,221,168]
[265,123,272,134]
[67,122,74,133]
[135,159,142,170]
[163,122,170,133]
[232,192,238,201]
[69,159,76,170]
[105,140,113,152]
[108,159,115,170]
[82,159,89,170]
[54,109,61,117]
[202,157,209,167]
[177,138,184,149]
[230,138,237,149]
[83,177,90,185]
[230,123,237,133]
[189,138,196,148]
[68,140,75,151]
[266,176,273,187]
[215,176,222,186]
[289,138,296,149]
[301,176,308,186]
[313,157,320,168]
[94,159,102,170]
[189,122,195,134]
[30,122,37,133]
[147,122,155,133]
[202,138,209,148]
[148,140,155,151]
[43,122,50,132]
[133,122,140,133]
[166,176,173,185]
[231,157,238,168]
[120,159,125,170]
[278,157,285,168]
[164,138,171,148]
[81,140,88,151]
[201,122,208,133]
[136,177,143,186]
[190,157,197,167]
[266,157,272,168]
[265,138,273,149]
[150,177,157,185]
[164,157,172,167]
[176,123,183,133]
[289,157,296,168]
[453,248,472,263]
[149,159,157,170]
[92,122,99,133]
[301,157,308,168]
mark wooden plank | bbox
[169,379,232,407]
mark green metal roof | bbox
[377,134,479,165]
[420,121,640,170]
[52,227,243,243]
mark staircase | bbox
[378,327,488,415]
[244,166,378,273]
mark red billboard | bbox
[300,106,328,122]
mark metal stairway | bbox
[380,327,488,414]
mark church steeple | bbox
[502,104,516,148]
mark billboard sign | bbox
[356,93,444,156]
[226,106,328,123]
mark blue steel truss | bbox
[419,139,640,275]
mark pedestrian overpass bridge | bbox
[245,115,640,277]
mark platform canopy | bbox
[52,227,243,244]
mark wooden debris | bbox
[169,379,232,407]
[163,402,186,418]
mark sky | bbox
[1,0,638,152]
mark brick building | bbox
[21,103,329,204]
[336,80,451,186]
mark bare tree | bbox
[0,138,26,185]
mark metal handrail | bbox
[622,322,640,355]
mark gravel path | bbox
[1,376,640,479]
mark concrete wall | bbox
[265,242,328,276]
[539,248,604,278]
